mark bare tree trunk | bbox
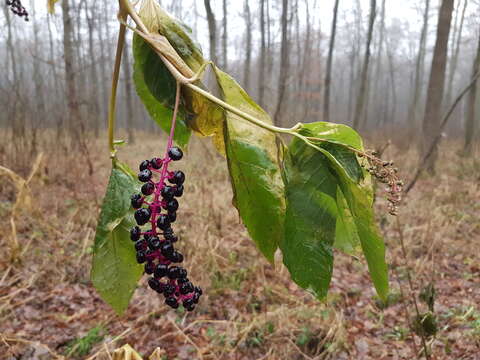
[464,27,480,155]
[222,0,227,69]
[445,0,467,107]
[406,0,430,138]
[204,0,218,64]
[300,0,311,119]
[353,0,376,130]
[243,0,252,90]
[86,3,101,138]
[371,0,385,128]
[62,0,82,143]
[258,0,266,107]
[422,0,454,173]
[323,0,340,122]
[123,41,135,145]
[273,0,289,126]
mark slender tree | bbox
[62,0,82,143]
[353,0,376,130]
[323,0,340,122]
[422,0,454,173]
[273,0,290,126]
[204,0,218,64]
[406,0,430,137]
[222,0,228,69]
[445,0,467,107]
[243,0,252,90]
[258,0,267,107]
[464,26,480,155]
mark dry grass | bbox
[0,131,479,359]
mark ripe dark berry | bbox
[171,250,183,263]
[136,251,147,264]
[139,160,150,171]
[131,194,143,209]
[163,284,175,296]
[161,185,175,200]
[177,267,188,279]
[141,182,155,196]
[165,296,179,308]
[169,170,185,185]
[138,169,152,182]
[195,286,203,296]
[148,236,161,251]
[178,277,189,284]
[156,214,171,230]
[134,208,151,225]
[154,264,168,278]
[161,241,174,257]
[167,266,181,279]
[150,158,162,169]
[174,185,184,197]
[135,239,148,251]
[166,199,179,212]
[164,232,178,242]
[148,277,162,292]
[168,211,177,223]
[192,292,200,304]
[168,147,183,161]
[144,262,155,275]
[130,226,141,241]
[180,281,194,295]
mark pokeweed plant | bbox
[89,0,402,314]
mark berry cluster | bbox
[6,0,29,21]
[130,146,202,311]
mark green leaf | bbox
[334,187,361,256]
[281,140,338,299]
[132,34,191,148]
[91,167,143,315]
[138,2,225,153]
[301,122,389,301]
[214,68,285,263]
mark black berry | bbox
[154,264,168,278]
[167,266,181,279]
[171,250,183,263]
[139,160,150,171]
[177,267,188,279]
[165,296,179,308]
[148,236,161,251]
[161,185,175,200]
[130,226,141,241]
[169,170,185,185]
[163,284,175,296]
[150,158,162,169]
[180,281,194,295]
[138,169,152,182]
[141,182,155,196]
[156,214,171,230]
[168,211,177,223]
[166,199,179,212]
[161,241,174,257]
[135,239,148,251]
[131,194,143,209]
[195,286,203,296]
[136,251,147,264]
[148,277,162,292]
[174,185,184,197]
[134,208,151,225]
[168,147,183,161]
[145,262,155,275]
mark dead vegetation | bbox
[0,132,479,359]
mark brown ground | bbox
[0,133,479,360]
